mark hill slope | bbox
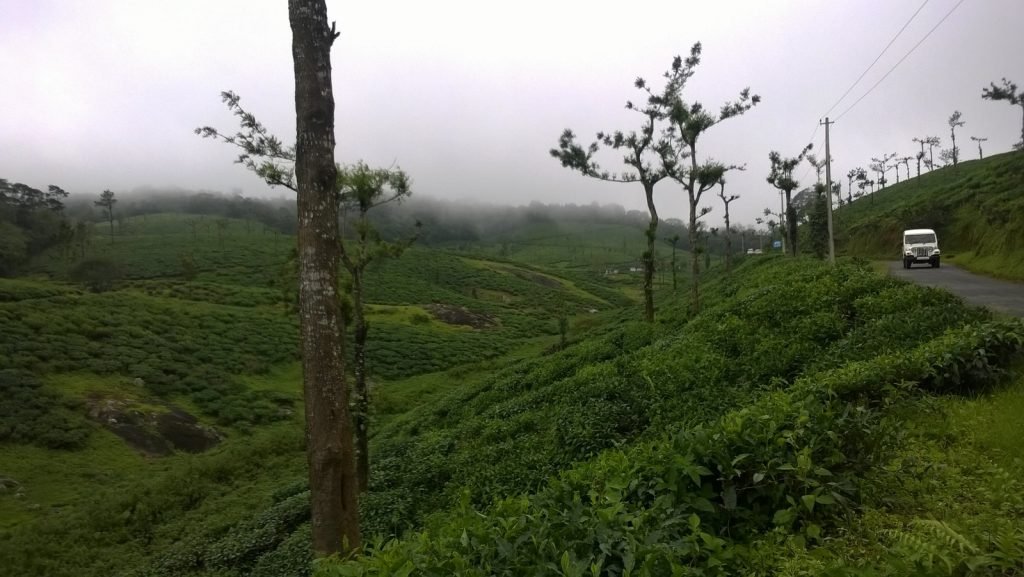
[6,254,1023,577]
[837,150,1024,278]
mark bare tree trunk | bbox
[289,0,361,556]
[687,154,701,314]
[687,193,700,312]
[671,242,677,291]
[723,206,732,272]
[642,182,657,323]
[352,265,369,493]
[785,190,798,257]
[107,211,114,243]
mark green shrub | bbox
[319,320,1024,576]
[0,369,91,449]
[69,258,123,292]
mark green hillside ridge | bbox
[0,211,632,547]
[3,207,1024,576]
[5,250,1022,577]
[836,150,1024,279]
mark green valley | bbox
[2,198,1023,575]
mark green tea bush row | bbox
[0,369,91,449]
[0,277,78,302]
[357,260,984,537]
[320,320,1024,576]
[0,291,299,426]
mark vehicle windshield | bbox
[905,233,936,244]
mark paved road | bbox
[888,261,1024,317]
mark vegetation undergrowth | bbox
[4,252,1021,577]
[319,320,1024,576]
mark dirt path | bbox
[888,261,1024,317]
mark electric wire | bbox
[821,0,931,119]
[835,0,967,121]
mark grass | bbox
[945,370,1024,470]
[764,372,1024,576]
[0,424,153,529]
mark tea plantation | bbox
[838,150,1024,279]
[2,210,1023,577]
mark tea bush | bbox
[0,370,91,449]
[319,320,1024,576]
[356,259,987,537]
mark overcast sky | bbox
[2,0,1021,225]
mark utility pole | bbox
[821,117,836,265]
[778,190,786,253]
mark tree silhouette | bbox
[806,154,827,184]
[914,136,941,170]
[660,43,758,313]
[846,167,865,204]
[948,111,965,168]
[94,190,116,243]
[199,90,423,534]
[551,52,682,322]
[766,143,812,257]
[716,176,740,272]
[970,136,988,160]
[898,156,913,182]
[981,78,1024,149]
[336,162,418,493]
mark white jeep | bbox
[902,228,941,269]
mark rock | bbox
[424,303,497,329]
[84,396,222,457]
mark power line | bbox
[821,0,931,118]
[835,0,967,121]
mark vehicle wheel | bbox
[932,258,940,269]
[904,259,911,269]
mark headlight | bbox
[932,249,941,255]
[905,251,913,256]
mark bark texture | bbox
[642,182,657,324]
[289,0,361,556]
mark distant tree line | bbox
[0,179,72,275]
[62,189,298,234]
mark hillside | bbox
[0,212,639,566]
[4,224,1023,576]
[836,150,1024,279]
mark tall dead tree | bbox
[289,0,361,555]
[766,143,812,257]
[981,78,1023,149]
